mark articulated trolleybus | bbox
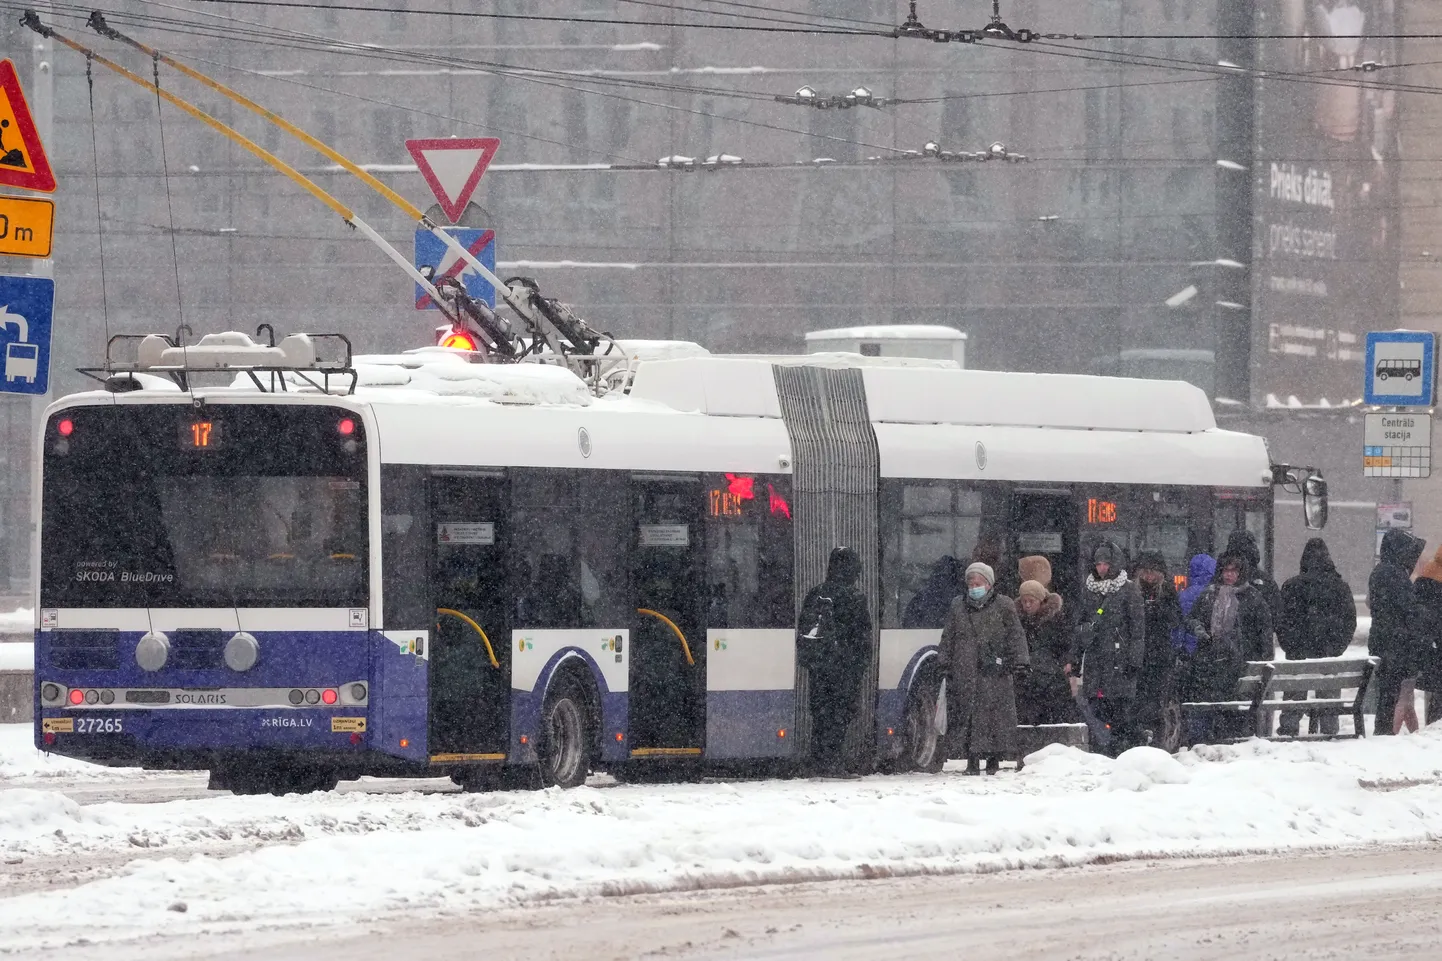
[33,330,1326,793]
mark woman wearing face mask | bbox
[940,562,1030,775]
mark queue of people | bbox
[800,528,1438,779]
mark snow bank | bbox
[4,729,1442,948]
[0,642,30,671]
[0,723,145,781]
[0,607,32,634]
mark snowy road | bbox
[172,845,1442,961]
[6,722,1442,957]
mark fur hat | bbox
[1420,543,1442,585]
[1018,580,1048,602]
[965,562,995,587]
[1018,555,1052,589]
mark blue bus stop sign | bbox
[1365,330,1436,407]
[414,227,496,310]
[0,275,53,396]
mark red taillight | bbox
[57,418,74,437]
[43,732,56,745]
[68,689,83,705]
[439,329,478,351]
[337,418,355,436]
[321,689,338,705]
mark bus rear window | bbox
[41,404,368,609]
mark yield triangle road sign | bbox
[0,60,56,194]
[405,137,500,223]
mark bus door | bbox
[428,471,511,759]
[1011,487,1079,603]
[629,474,706,756]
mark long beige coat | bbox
[940,593,1030,758]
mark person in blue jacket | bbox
[1174,554,1217,655]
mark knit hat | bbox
[1018,555,1052,589]
[1092,542,1117,567]
[965,562,995,586]
[1018,580,1048,603]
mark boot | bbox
[963,757,980,776]
[984,757,1000,775]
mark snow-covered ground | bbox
[3,723,1442,952]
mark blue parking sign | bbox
[1365,330,1436,407]
[0,275,53,396]
[414,227,496,309]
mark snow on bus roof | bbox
[806,325,967,342]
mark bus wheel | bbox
[898,674,944,773]
[539,676,593,789]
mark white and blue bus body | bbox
[33,347,1276,792]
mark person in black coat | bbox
[1065,542,1146,756]
[1368,529,1427,736]
[903,555,961,629]
[1277,538,1357,736]
[1225,530,1282,634]
[797,546,873,775]
[1133,551,1183,746]
[1185,551,1273,743]
[1411,543,1442,726]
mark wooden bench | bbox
[1015,723,1089,756]
[1182,656,1377,744]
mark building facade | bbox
[0,0,1427,591]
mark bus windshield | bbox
[41,403,368,609]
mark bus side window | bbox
[381,465,430,631]
[511,469,630,630]
[705,474,793,629]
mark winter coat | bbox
[1069,572,1146,700]
[1225,530,1281,619]
[1173,554,1216,655]
[1135,566,1183,709]
[797,547,873,690]
[1184,560,1272,701]
[1410,577,1442,692]
[940,591,1029,757]
[1278,539,1357,660]
[1367,529,1427,668]
[1017,593,1072,725]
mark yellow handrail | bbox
[636,608,695,666]
[437,608,500,669]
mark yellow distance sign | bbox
[331,717,367,733]
[0,194,53,257]
[42,717,74,733]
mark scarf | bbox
[1210,585,1241,647]
[1085,570,1130,596]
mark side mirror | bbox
[1303,475,1329,531]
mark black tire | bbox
[895,673,945,773]
[1406,372,1415,382]
[539,675,593,788]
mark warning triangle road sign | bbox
[405,137,500,224]
[0,60,55,194]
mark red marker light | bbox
[321,689,338,705]
[68,689,83,705]
[43,732,56,746]
[725,474,756,501]
[337,418,355,436]
[440,330,478,351]
[767,484,792,520]
[57,419,74,437]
